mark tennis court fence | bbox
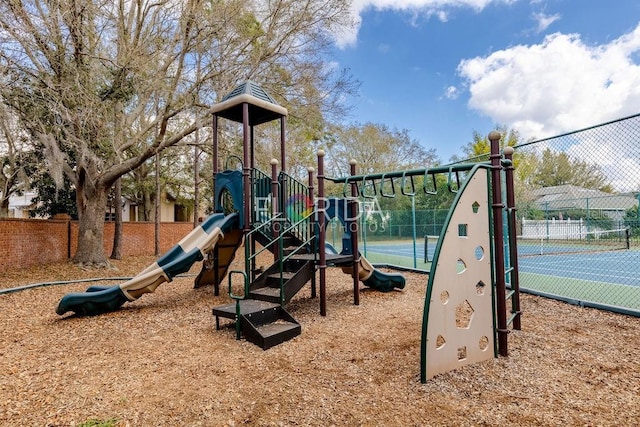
[346,114,640,316]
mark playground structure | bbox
[56,81,521,382]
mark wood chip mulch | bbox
[0,254,638,426]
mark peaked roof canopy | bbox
[211,81,287,126]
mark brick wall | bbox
[0,218,195,273]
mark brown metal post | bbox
[250,125,257,277]
[250,126,255,170]
[242,103,250,233]
[280,116,286,172]
[193,129,200,228]
[271,159,280,263]
[212,114,218,215]
[350,159,360,306]
[278,117,287,220]
[317,150,327,316]
[308,166,316,299]
[503,146,522,330]
[489,131,509,357]
[212,115,218,174]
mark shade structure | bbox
[211,80,287,125]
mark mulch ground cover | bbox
[0,255,638,426]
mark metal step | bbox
[212,299,280,324]
[242,305,301,350]
[255,320,298,336]
[250,286,281,303]
[212,299,301,350]
[249,259,315,304]
[267,271,296,280]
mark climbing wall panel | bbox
[422,167,495,380]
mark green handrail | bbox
[224,155,243,170]
[244,213,285,276]
[228,270,248,340]
[242,207,316,305]
[272,211,316,305]
[278,171,309,221]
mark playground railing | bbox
[227,214,283,306]
[243,213,284,274]
[273,211,317,305]
[251,168,273,225]
[227,270,249,340]
[279,171,312,223]
[234,207,316,306]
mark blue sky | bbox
[332,0,640,162]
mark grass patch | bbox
[77,418,118,427]
[520,272,640,310]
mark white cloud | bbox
[336,0,515,47]
[565,134,640,192]
[445,85,460,99]
[457,24,640,141]
[532,11,560,33]
[436,10,449,22]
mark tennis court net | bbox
[516,228,630,257]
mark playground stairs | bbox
[248,256,315,304]
[212,299,301,350]
[252,219,304,250]
[212,230,315,350]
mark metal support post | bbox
[317,151,327,316]
[350,159,360,306]
[489,131,509,357]
[503,146,522,331]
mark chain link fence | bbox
[512,114,640,315]
[345,114,640,316]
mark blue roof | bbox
[221,80,279,105]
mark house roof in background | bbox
[532,185,636,211]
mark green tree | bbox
[322,122,439,177]
[531,148,613,192]
[624,205,640,234]
[29,173,78,219]
[455,126,540,208]
[455,126,521,163]
[0,0,356,266]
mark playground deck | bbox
[0,255,638,426]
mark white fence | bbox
[521,218,594,239]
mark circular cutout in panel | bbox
[436,335,446,349]
[456,258,467,274]
[475,245,484,260]
[479,336,489,351]
[440,290,450,304]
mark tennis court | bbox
[518,250,640,287]
[361,240,432,271]
[362,239,640,311]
